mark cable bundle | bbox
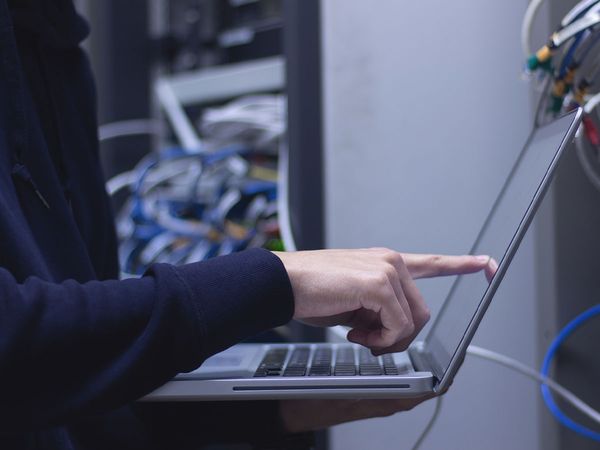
[104,95,286,277]
[523,0,600,200]
[523,1,600,119]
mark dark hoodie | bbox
[0,1,298,448]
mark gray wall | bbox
[321,1,547,448]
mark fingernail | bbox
[476,255,491,263]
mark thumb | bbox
[401,253,493,279]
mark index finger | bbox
[401,253,493,279]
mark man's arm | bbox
[0,244,492,436]
[0,248,294,432]
[132,249,494,443]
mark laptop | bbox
[144,109,582,401]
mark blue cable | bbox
[577,29,600,63]
[559,31,586,78]
[541,304,600,441]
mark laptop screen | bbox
[422,111,579,380]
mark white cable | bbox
[583,1,600,20]
[98,119,163,142]
[522,0,546,57]
[106,171,136,196]
[562,0,600,27]
[143,195,213,236]
[108,156,190,198]
[155,79,204,152]
[553,12,600,47]
[467,345,600,425]
[410,345,600,448]
[521,0,600,60]
[137,158,201,196]
[202,95,285,148]
[584,91,600,114]
[411,396,443,450]
[277,139,296,252]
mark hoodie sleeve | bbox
[0,248,294,432]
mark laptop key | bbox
[286,347,310,367]
[359,366,383,376]
[334,367,357,376]
[382,354,399,375]
[358,348,383,376]
[254,348,288,377]
[396,363,412,374]
[334,347,357,375]
[283,368,306,377]
[283,347,310,376]
[335,347,355,363]
[309,347,332,376]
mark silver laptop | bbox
[144,109,582,401]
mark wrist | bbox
[272,251,301,318]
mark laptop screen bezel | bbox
[414,109,582,391]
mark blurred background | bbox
[73,1,600,449]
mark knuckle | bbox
[397,314,409,329]
[364,272,388,292]
[404,321,416,336]
[383,263,398,281]
[415,306,431,326]
[378,332,393,348]
[384,333,398,347]
[373,271,390,289]
[389,251,405,266]
[371,247,401,262]
[395,318,414,340]
[427,255,443,274]
[382,248,403,265]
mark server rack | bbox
[85,1,327,448]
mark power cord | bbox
[469,345,600,426]
[410,343,600,449]
[411,396,443,450]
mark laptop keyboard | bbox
[253,345,412,377]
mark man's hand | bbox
[274,248,496,355]
[279,396,435,433]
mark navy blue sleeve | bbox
[0,248,294,432]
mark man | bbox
[0,0,494,449]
